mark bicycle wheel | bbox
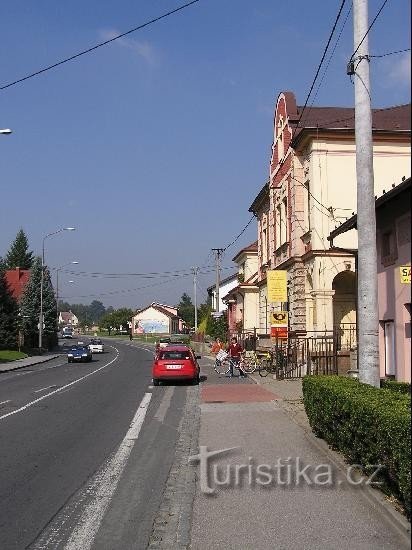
[258,358,271,377]
[241,358,258,374]
[214,358,231,375]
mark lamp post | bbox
[55,262,78,325]
[39,228,75,350]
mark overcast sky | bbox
[1,0,410,309]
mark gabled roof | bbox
[232,241,258,263]
[4,268,30,301]
[134,303,178,318]
[59,311,78,322]
[207,272,238,293]
[249,182,269,214]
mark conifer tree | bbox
[20,257,57,349]
[0,260,19,349]
[5,228,33,269]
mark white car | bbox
[89,338,104,353]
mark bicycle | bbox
[258,349,287,378]
[214,350,250,377]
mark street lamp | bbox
[39,227,76,350]
[0,128,12,135]
[55,262,79,325]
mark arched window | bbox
[277,117,284,161]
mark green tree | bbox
[20,257,57,349]
[89,300,106,323]
[0,261,19,349]
[99,308,134,332]
[5,229,33,269]
[177,293,195,327]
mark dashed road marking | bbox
[34,385,58,393]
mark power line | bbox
[223,215,256,251]
[290,0,347,143]
[350,0,389,61]
[370,47,411,58]
[0,0,201,91]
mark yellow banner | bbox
[270,311,288,326]
[400,266,411,284]
[267,270,288,302]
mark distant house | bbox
[58,311,79,327]
[207,273,239,313]
[4,267,30,302]
[329,177,411,382]
[132,302,186,335]
[222,241,260,334]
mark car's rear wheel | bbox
[153,379,160,386]
[192,375,200,385]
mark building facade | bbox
[249,91,411,337]
[132,302,185,335]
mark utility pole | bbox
[211,249,224,313]
[192,266,199,330]
[352,0,380,387]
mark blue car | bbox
[67,345,92,363]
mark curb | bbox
[0,354,62,374]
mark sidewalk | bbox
[189,359,410,550]
[0,353,62,373]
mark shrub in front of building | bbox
[302,375,411,517]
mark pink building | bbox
[330,177,411,382]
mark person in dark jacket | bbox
[227,336,245,377]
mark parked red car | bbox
[152,345,201,386]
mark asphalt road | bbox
[0,338,192,550]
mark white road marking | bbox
[0,348,120,421]
[63,392,152,550]
[0,400,11,406]
[34,385,58,393]
[154,386,175,422]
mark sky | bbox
[0,0,410,310]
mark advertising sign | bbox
[267,270,288,302]
[400,266,411,284]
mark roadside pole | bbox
[192,266,199,330]
[212,249,223,313]
[352,0,380,386]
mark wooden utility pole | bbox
[352,0,380,386]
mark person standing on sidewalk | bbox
[211,338,224,355]
[227,336,245,377]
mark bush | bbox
[381,379,411,395]
[303,376,411,517]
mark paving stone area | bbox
[147,385,200,549]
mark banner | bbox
[267,270,288,302]
[271,326,288,339]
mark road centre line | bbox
[0,348,120,421]
[34,385,58,393]
[63,392,152,550]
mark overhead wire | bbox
[370,47,411,58]
[0,0,201,91]
[350,0,389,61]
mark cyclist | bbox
[227,336,246,378]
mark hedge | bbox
[381,379,411,395]
[302,376,411,517]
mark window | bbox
[276,205,282,248]
[381,228,398,266]
[281,198,288,244]
[304,180,311,232]
[383,321,396,377]
[160,351,191,360]
[277,117,284,161]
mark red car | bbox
[152,345,201,386]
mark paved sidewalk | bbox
[0,353,62,373]
[189,360,410,550]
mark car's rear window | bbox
[159,351,192,360]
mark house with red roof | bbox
[131,302,186,334]
[4,268,30,302]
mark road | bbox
[0,338,193,550]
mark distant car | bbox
[89,338,104,353]
[152,344,201,386]
[155,337,171,354]
[67,345,92,363]
[61,327,73,339]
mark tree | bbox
[0,261,19,349]
[88,300,106,323]
[5,229,33,269]
[20,257,57,349]
[99,308,134,332]
[177,293,195,327]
